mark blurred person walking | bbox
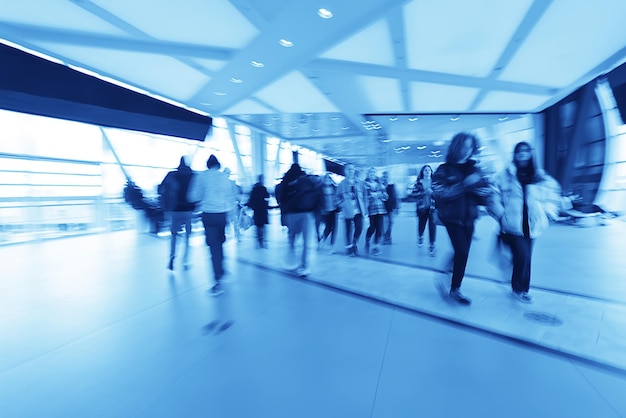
[276,164,321,276]
[187,154,236,296]
[433,132,492,305]
[336,163,368,256]
[488,141,561,303]
[414,165,437,256]
[319,173,340,254]
[247,174,270,249]
[364,167,388,256]
[158,156,196,271]
[381,171,398,245]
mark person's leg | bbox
[373,214,384,245]
[417,212,427,246]
[169,212,184,269]
[427,210,437,255]
[202,212,226,281]
[365,216,374,252]
[182,211,192,267]
[328,210,337,246]
[383,212,393,244]
[445,223,474,291]
[353,214,364,254]
[502,234,533,293]
[300,212,311,269]
[344,217,354,253]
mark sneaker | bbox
[429,244,436,257]
[371,246,382,256]
[352,244,359,257]
[417,236,424,247]
[296,266,311,277]
[449,289,471,305]
[208,282,224,296]
[512,290,534,303]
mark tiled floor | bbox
[1,207,625,417]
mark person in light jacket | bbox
[187,154,236,296]
[488,141,561,303]
[336,163,368,256]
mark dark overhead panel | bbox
[0,43,212,141]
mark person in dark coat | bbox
[158,156,196,271]
[433,132,492,305]
[247,174,270,248]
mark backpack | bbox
[293,175,321,212]
[158,172,180,211]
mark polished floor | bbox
[1,206,626,417]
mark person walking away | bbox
[223,167,243,242]
[414,165,437,256]
[336,163,368,256]
[381,171,398,245]
[488,141,561,303]
[187,154,235,296]
[319,173,340,254]
[276,164,321,276]
[364,167,388,256]
[247,174,270,249]
[433,132,492,305]
[158,156,196,271]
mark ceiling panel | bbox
[320,19,394,66]
[91,0,258,47]
[410,82,478,112]
[475,91,553,112]
[499,0,626,88]
[404,0,533,77]
[252,71,339,114]
[358,76,403,113]
[0,0,125,35]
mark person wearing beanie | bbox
[187,154,236,296]
[158,155,196,271]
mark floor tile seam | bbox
[0,283,205,376]
[236,256,626,377]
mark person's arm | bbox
[432,165,467,202]
[187,172,202,204]
[538,173,562,220]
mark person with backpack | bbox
[276,163,321,276]
[158,156,196,271]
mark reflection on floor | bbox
[1,208,625,417]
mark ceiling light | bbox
[318,8,333,19]
[389,116,398,121]
[417,145,427,150]
[212,91,226,96]
[450,116,460,121]
[250,61,264,68]
[279,39,294,47]
[409,117,419,122]
[498,116,509,121]
[229,77,243,83]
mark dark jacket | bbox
[276,165,322,214]
[384,183,398,213]
[432,160,489,225]
[158,159,195,212]
[247,182,270,225]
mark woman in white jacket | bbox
[489,142,561,303]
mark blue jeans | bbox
[201,212,227,281]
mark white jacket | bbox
[187,168,236,213]
[489,164,561,239]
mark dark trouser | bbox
[169,211,193,263]
[322,210,338,245]
[255,224,265,247]
[344,213,364,247]
[445,222,474,290]
[366,213,385,245]
[501,233,534,293]
[417,209,436,244]
[201,212,227,282]
[383,212,394,243]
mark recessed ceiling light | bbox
[251,60,264,68]
[212,91,226,96]
[409,117,419,122]
[498,116,509,121]
[389,117,398,121]
[279,39,293,47]
[318,8,333,19]
[450,116,460,121]
[229,77,243,84]
[417,145,427,150]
